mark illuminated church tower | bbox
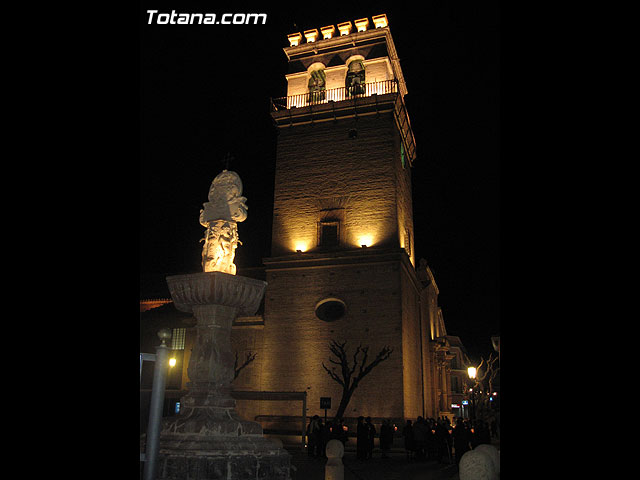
[269,14,416,262]
[231,15,453,433]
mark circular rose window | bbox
[315,298,347,322]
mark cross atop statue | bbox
[222,152,234,171]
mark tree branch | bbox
[349,345,362,378]
[476,357,487,381]
[233,351,257,380]
[322,362,345,387]
[322,340,394,421]
[357,346,370,379]
[357,346,393,383]
[329,340,352,388]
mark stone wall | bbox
[259,258,405,420]
[271,112,403,256]
[400,264,423,419]
[229,105,429,426]
[230,250,440,429]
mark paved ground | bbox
[286,439,500,480]
[140,438,498,479]
[288,449,457,480]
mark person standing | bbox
[356,416,367,460]
[413,416,426,460]
[435,419,449,464]
[478,419,491,445]
[426,418,438,460]
[321,419,330,457]
[332,418,348,446]
[453,417,470,467]
[314,417,325,458]
[380,419,393,458]
[365,417,376,459]
[307,415,320,457]
[403,420,415,460]
[490,417,499,440]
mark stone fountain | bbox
[154,170,291,479]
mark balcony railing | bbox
[271,79,399,111]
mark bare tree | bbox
[480,354,499,396]
[465,352,500,419]
[233,351,257,380]
[322,340,393,421]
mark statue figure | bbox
[199,170,248,274]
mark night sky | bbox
[140,2,500,361]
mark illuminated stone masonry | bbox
[229,14,456,435]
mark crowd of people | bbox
[306,414,499,466]
[305,415,341,458]
[402,416,496,465]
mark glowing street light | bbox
[169,358,177,368]
[467,366,478,421]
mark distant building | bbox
[446,335,472,418]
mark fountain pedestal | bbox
[154,272,290,480]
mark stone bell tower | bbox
[269,14,416,263]
[237,14,440,429]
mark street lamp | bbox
[143,328,171,480]
[467,366,477,421]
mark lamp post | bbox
[467,366,476,380]
[143,328,171,480]
[467,366,477,422]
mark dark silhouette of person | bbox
[327,420,336,442]
[453,417,471,467]
[435,419,449,463]
[331,418,348,445]
[413,416,426,460]
[321,419,330,457]
[307,415,320,456]
[356,416,367,460]
[403,419,415,460]
[365,416,376,459]
[478,419,491,445]
[490,417,499,440]
[445,419,454,462]
[314,417,325,457]
[380,419,394,458]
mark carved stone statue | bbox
[161,168,290,479]
[199,170,248,274]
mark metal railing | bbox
[271,79,399,111]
